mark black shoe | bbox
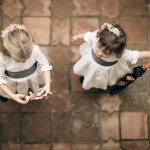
[79,76,84,84]
[0,95,8,102]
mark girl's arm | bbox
[71,31,97,44]
[71,34,84,43]
[0,59,29,104]
[42,70,51,93]
[0,84,29,104]
[139,51,150,59]
[33,45,52,94]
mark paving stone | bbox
[147,110,150,145]
[1,113,20,143]
[52,18,70,46]
[52,143,71,150]
[70,93,100,112]
[47,46,71,65]
[72,144,101,150]
[71,111,100,142]
[21,100,52,113]
[120,112,148,139]
[121,141,149,150]
[72,0,99,16]
[51,113,71,142]
[120,17,148,44]
[21,94,70,113]
[100,18,120,26]
[146,147,150,150]
[149,4,150,16]
[99,0,120,18]
[46,94,70,113]
[70,67,85,92]
[127,44,149,50]
[1,144,20,150]
[101,139,121,150]
[51,0,72,17]
[0,16,1,26]
[98,94,122,114]
[1,0,23,19]
[72,18,99,35]
[21,144,50,150]
[23,0,51,16]
[0,0,150,148]
[100,112,119,140]
[22,113,50,142]
[147,95,150,109]
[70,45,81,64]
[51,65,70,94]
[23,17,51,45]
[0,100,20,112]
[121,0,148,16]
[2,17,21,28]
[120,92,148,111]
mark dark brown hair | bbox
[96,24,127,58]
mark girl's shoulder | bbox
[119,49,139,63]
[32,44,40,50]
[31,44,44,58]
[121,49,139,57]
[32,44,41,53]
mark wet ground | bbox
[0,0,150,149]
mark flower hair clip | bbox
[101,23,120,36]
[1,24,26,38]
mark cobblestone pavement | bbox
[0,0,150,150]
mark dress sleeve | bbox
[0,56,8,85]
[33,45,52,72]
[84,31,97,45]
[120,49,139,64]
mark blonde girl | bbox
[0,24,52,104]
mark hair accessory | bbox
[1,24,26,38]
[101,23,120,36]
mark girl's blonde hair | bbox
[1,24,33,61]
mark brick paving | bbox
[0,0,150,149]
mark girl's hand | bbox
[71,34,84,43]
[41,85,51,100]
[12,94,29,105]
[42,84,50,93]
[71,35,79,43]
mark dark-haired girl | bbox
[72,23,150,90]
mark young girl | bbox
[72,23,150,90]
[0,24,52,104]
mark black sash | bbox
[91,49,118,66]
[5,61,37,79]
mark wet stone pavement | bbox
[0,0,150,150]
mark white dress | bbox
[73,31,139,90]
[0,44,52,98]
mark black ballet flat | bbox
[79,76,84,84]
[0,95,9,102]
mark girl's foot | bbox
[0,95,8,102]
[79,76,84,84]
